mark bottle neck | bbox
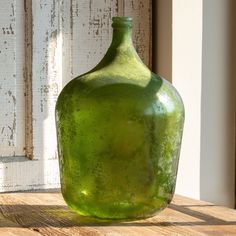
[88,17,143,72]
[110,27,133,48]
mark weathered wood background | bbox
[0,0,152,192]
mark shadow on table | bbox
[0,203,236,228]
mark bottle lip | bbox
[112,16,133,28]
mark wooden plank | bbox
[60,0,72,87]
[66,0,152,81]
[0,192,102,235]
[60,0,120,86]
[0,159,59,192]
[0,0,36,192]
[69,0,118,79]
[24,0,33,159]
[172,196,236,235]
[0,193,236,235]
[0,0,25,157]
[123,0,152,68]
[0,213,40,236]
[32,0,62,161]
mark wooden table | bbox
[0,192,236,235]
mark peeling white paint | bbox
[0,0,25,157]
[124,0,152,66]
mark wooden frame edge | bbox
[24,0,33,160]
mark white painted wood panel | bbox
[123,0,152,67]
[32,0,62,161]
[66,0,152,83]
[0,0,61,192]
[0,0,152,192]
[0,0,25,157]
[70,0,118,78]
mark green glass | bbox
[55,17,184,220]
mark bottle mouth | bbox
[112,17,133,28]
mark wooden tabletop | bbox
[0,192,236,235]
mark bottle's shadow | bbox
[1,203,236,228]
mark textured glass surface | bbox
[55,17,184,220]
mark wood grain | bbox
[0,193,236,235]
[24,0,33,159]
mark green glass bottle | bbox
[55,17,184,220]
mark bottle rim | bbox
[112,17,133,28]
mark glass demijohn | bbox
[55,17,185,220]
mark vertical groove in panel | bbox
[117,0,124,16]
[24,0,33,159]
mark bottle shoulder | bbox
[56,76,184,124]
[59,63,153,95]
[60,69,181,97]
